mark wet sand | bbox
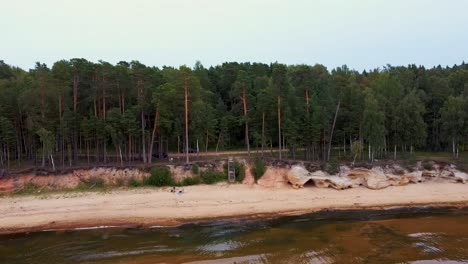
[0,182,467,234]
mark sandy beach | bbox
[1,182,467,234]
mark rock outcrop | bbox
[257,167,289,188]
[287,166,355,190]
[287,163,467,191]
[453,171,468,183]
[241,163,255,185]
[287,166,313,188]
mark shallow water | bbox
[1,207,468,264]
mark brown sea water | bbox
[1,207,468,264]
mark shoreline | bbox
[1,182,468,235]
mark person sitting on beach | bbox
[170,187,176,193]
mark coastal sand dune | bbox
[1,182,467,234]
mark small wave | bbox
[149,225,172,228]
[414,242,442,253]
[76,247,174,261]
[408,232,436,238]
[74,225,118,230]
[197,241,242,252]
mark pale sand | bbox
[1,182,467,234]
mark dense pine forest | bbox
[0,59,467,170]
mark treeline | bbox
[0,59,467,169]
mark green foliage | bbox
[191,164,199,175]
[15,182,39,195]
[440,96,466,147]
[395,91,427,148]
[0,58,467,171]
[83,177,105,189]
[74,183,89,191]
[252,159,266,182]
[128,177,142,188]
[362,89,385,160]
[0,117,15,145]
[145,167,174,186]
[422,160,433,170]
[200,170,225,184]
[179,177,201,186]
[115,178,125,187]
[223,161,245,182]
[351,140,363,163]
[321,159,339,175]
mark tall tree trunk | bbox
[184,76,189,164]
[384,135,387,156]
[277,96,282,160]
[343,134,346,156]
[261,111,265,158]
[141,110,146,163]
[102,76,106,120]
[41,142,45,168]
[452,139,456,158]
[159,134,163,156]
[368,143,371,161]
[327,100,341,161]
[7,144,10,169]
[205,128,209,153]
[50,153,55,171]
[94,133,99,164]
[40,78,45,119]
[16,132,21,167]
[138,80,147,163]
[103,139,107,164]
[91,96,96,118]
[128,135,132,162]
[122,90,125,113]
[304,88,310,159]
[58,94,64,168]
[0,146,4,167]
[283,135,285,152]
[70,72,79,162]
[117,80,122,114]
[242,82,250,156]
[86,140,90,164]
[118,145,123,167]
[148,110,159,163]
[58,94,62,125]
[215,133,221,153]
[68,143,72,167]
[73,74,78,113]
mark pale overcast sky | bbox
[1,0,467,71]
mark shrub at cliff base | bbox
[201,171,225,184]
[252,159,266,182]
[179,176,201,186]
[144,167,174,186]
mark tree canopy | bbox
[0,59,467,169]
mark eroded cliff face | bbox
[0,160,466,194]
[167,160,225,182]
[0,168,150,193]
[0,161,226,193]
